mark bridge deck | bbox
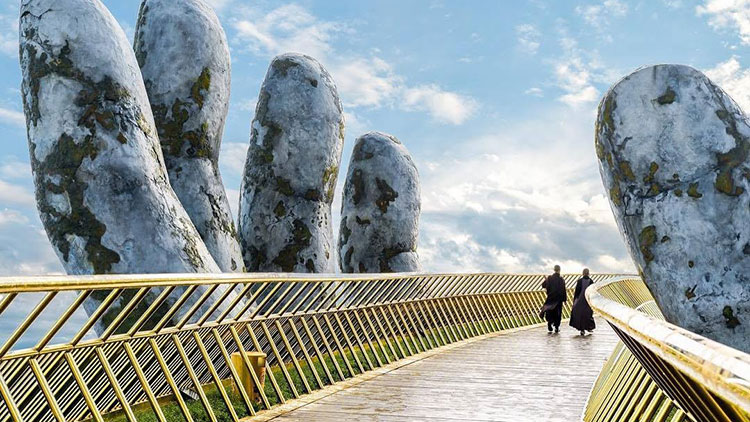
[267,318,619,422]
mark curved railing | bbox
[0,272,619,422]
[584,276,750,422]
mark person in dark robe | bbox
[570,268,596,335]
[539,265,567,333]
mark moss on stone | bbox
[304,189,321,201]
[712,109,749,197]
[339,216,351,245]
[656,87,676,105]
[687,183,702,198]
[276,177,294,196]
[618,161,636,182]
[646,183,662,197]
[375,178,398,213]
[180,217,207,268]
[352,142,374,162]
[133,2,149,68]
[32,134,120,274]
[190,67,211,109]
[248,91,283,168]
[595,138,605,161]
[601,95,616,133]
[152,96,212,161]
[644,162,659,183]
[272,219,312,272]
[609,184,622,206]
[685,285,696,300]
[19,30,170,274]
[351,169,365,205]
[723,305,740,329]
[274,201,286,218]
[272,56,301,77]
[202,187,237,237]
[674,188,683,197]
[355,216,370,225]
[343,247,353,271]
[322,164,338,203]
[638,225,657,263]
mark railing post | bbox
[231,351,267,403]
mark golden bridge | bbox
[0,273,746,422]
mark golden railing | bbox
[584,277,750,422]
[0,272,618,422]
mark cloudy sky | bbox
[0,0,748,277]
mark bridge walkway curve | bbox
[266,317,618,422]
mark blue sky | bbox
[0,0,749,276]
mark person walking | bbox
[539,265,567,333]
[570,268,596,335]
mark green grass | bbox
[103,314,540,421]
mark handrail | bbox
[0,272,619,422]
[0,272,609,293]
[586,276,750,420]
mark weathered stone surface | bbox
[239,53,344,273]
[134,0,244,272]
[596,64,750,352]
[20,0,222,331]
[339,132,421,273]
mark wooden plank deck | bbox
[268,318,620,422]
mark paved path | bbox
[269,319,619,422]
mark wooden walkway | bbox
[268,318,619,422]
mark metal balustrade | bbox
[584,277,750,422]
[0,272,619,422]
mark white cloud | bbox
[0,179,34,207]
[550,32,615,107]
[0,209,27,226]
[342,111,369,139]
[205,0,233,12]
[230,4,478,125]
[0,215,62,276]
[576,0,628,42]
[0,12,17,58]
[555,55,600,106]
[219,141,248,179]
[559,85,599,106]
[0,107,25,127]
[236,98,257,112]
[697,0,750,45]
[0,159,30,180]
[402,84,478,125]
[577,0,628,25]
[524,87,544,97]
[415,106,635,274]
[705,56,750,111]
[232,4,346,60]
[331,57,401,108]
[515,24,541,55]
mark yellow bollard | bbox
[231,351,267,403]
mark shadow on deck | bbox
[268,318,619,422]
